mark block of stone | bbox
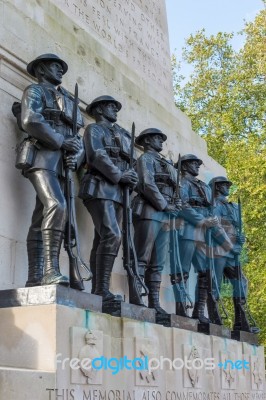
[0,285,102,312]
[102,300,155,322]
[231,330,259,345]
[156,313,198,331]
[198,322,231,338]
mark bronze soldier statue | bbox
[79,96,138,301]
[18,54,84,287]
[209,176,259,332]
[177,154,232,322]
[132,129,181,314]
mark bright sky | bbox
[165,0,264,58]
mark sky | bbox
[165,0,264,72]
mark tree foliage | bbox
[172,7,266,344]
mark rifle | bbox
[122,122,149,305]
[170,154,193,314]
[64,83,92,290]
[235,198,259,333]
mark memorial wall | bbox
[0,1,264,399]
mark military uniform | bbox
[79,96,136,300]
[133,128,178,314]
[212,196,247,298]
[20,54,84,287]
[177,155,232,322]
[209,177,257,332]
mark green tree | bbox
[172,7,266,344]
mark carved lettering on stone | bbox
[52,0,172,93]
[135,337,159,387]
[70,327,103,385]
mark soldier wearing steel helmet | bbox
[132,128,181,314]
[20,53,84,287]
[209,176,258,332]
[177,155,233,322]
[79,95,138,301]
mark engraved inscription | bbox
[54,0,172,91]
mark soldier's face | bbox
[43,61,64,84]
[216,182,230,196]
[185,160,201,176]
[147,134,164,152]
[100,102,118,122]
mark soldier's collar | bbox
[39,82,62,92]
[182,171,199,182]
[216,195,229,203]
[146,149,162,160]
[98,120,115,129]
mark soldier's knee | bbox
[56,199,67,221]
[102,230,121,255]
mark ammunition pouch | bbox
[105,145,130,172]
[154,172,175,186]
[188,198,210,207]
[78,174,100,200]
[15,137,40,170]
[156,182,175,202]
[42,109,63,128]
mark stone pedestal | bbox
[102,299,155,322]
[231,330,259,346]
[156,313,198,332]
[198,322,231,339]
[0,288,265,400]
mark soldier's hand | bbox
[237,234,245,245]
[204,216,219,228]
[119,170,139,187]
[231,245,242,255]
[64,154,77,171]
[164,204,180,216]
[62,137,81,153]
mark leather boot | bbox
[207,295,223,325]
[25,239,44,287]
[41,230,69,286]
[233,297,255,332]
[89,257,96,295]
[94,254,122,301]
[192,274,210,323]
[147,281,167,315]
[171,273,188,317]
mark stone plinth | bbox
[102,299,156,322]
[156,313,198,332]
[0,284,102,311]
[0,292,265,400]
[198,322,232,339]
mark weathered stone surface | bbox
[0,285,102,312]
[156,313,198,332]
[102,299,155,322]
[0,303,265,399]
[231,330,259,346]
[198,322,231,339]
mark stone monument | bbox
[0,0,264,399]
